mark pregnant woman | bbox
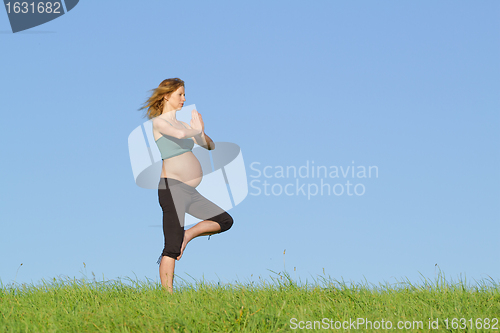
[140,78,234,293]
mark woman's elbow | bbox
[176,129,188,140]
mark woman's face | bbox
[165,86,186,111]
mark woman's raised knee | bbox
[224,213,233,232]
[216,212,233,233]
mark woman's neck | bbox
[161,109,177,122]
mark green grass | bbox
[0,270,499,332]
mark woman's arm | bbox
[194,132,215,150]
[154,118,201,139]
[179,120,215,150]
[185,111,216,150]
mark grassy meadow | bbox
[0,270,499,332]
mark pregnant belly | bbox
[161,151,203,188]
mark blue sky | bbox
[1,1,498,288]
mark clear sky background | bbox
[1,1,498,288]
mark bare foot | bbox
[177,232,190,261]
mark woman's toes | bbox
[177,234,188,260]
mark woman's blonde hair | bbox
[139,78,185,119]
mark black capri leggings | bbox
[157,177,233,264]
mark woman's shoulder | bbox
[153,116,175,128]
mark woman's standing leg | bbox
[159,256,175,293]
[157,178,189,293]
